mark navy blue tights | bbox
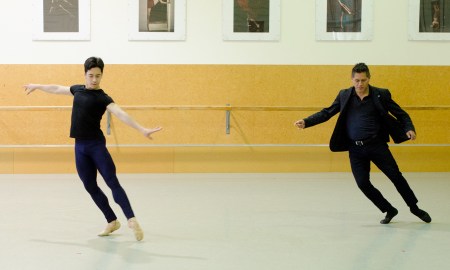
[75,139,135,223]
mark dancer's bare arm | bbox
[23,84,71,96]
[106,103,162,139]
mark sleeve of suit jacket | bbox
[303,91,342,128]
[380,89,416,133]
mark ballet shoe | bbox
[128,217,144,241]
[98,220,121,236]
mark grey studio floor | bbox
[0,172,449,270]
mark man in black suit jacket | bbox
[294,63,431,224]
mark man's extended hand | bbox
[406,130,416,140]
[294,119,305,129]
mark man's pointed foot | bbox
[411,208,432,223]
[380,208,398,224]
[98,220,121,236]
[128,217,144,241]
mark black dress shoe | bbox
[380,208,398,224]
[411,209,432,223]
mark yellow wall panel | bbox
[12,148,75,174]
[0,150,14,174]
[0,64,448,173]
[108,147,175,173]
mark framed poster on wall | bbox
[32,0,91,40]
[222,0,281,41]
[409,0,450,40]
[316,0,373,41]
[128,0,186,40]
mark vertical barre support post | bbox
[226,104,230,135]
[107,111,111,135]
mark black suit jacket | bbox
[303,86,415,152]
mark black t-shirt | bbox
[69,85,114,139]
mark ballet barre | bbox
[1,105,449,147]
[1,105,448,136]
[1,105,449,111]
[0,144,449,148]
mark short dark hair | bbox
[84,57,104,73]
[352,63,370,78]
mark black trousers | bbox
[348,141,418,213]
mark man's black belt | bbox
[353,136,379,146]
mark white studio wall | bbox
[0,0,449,65]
